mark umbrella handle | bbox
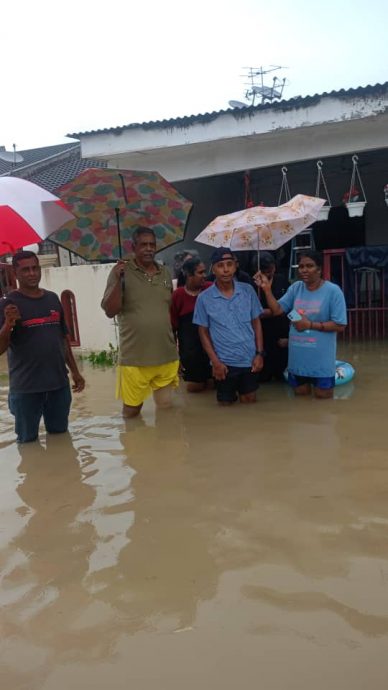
[115,208,123,260]
[114,207,125,292]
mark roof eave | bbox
[67,82,388,139]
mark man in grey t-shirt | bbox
[0,251,85,443]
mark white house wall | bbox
[39,264,117,351]
[79,92,388,181]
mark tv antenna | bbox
[228,65,287,109]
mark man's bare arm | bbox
[252,316,264,352]
[64,335,85,392]
[101,261,125,318]
[198,326,228,380]
[0,304,20,355]
[0,322,12,355]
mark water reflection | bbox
[0,435,92,684]
[1,345,388,689]
[89,408,219,632]
[7,435,94,609]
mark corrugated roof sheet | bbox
[67,81,388,139]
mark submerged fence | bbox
[323,248,388,341]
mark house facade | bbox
[4,83,388,351]
[69,81,388,253]
[65,82,388,347]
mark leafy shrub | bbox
[81,342,118,367]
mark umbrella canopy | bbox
[195,194,326,251]
[50,168,192,261]
[0,177,75,256]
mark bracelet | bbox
[255,350,265,357]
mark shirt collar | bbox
[130,258,162,274]
[212,278,242,298]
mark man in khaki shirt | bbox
[101,228,179,417]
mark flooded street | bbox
[1,343,388,689]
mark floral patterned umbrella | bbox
[195,194,325,252]
[50,168,192,261]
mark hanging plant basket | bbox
[318,206,331,221]
[315,161,331,221]
[278,166,291,205]
[346,201,366,217]
[343,155,367,218]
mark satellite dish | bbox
[23,243,39,253]
[228,100,248,109]
[0,150,24,163]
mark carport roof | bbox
[0,143,78,176]
[0,142,107,193]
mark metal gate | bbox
[323,249,388,341]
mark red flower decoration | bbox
[343,186,360,203]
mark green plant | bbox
[81,342,118,367]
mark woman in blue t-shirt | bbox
[255,250,347,399]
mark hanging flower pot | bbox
[343,155,367,218]
[346,201,366,217]
[315,161,331,221]
[318,205,331,221]
[278,166,291,205]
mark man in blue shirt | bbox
[193,247,264,404]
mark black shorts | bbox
[216,366,259,403]
[181,355,212,383]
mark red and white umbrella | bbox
[0,176,75,255]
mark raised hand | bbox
[4,303,21,330]
[113,260,126,280]
[253,271,272,291]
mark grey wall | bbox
[159,173,244,267]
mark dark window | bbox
[0,263,16,297]
[61,290,80,346]
[39,240,59,256]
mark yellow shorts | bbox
[116,360,179,407]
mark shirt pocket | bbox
[205,302,227,325]
[234,299,252,325]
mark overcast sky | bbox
[1,0,387,152]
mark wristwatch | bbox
[255,350,266,357]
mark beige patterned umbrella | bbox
[195,194,325,252]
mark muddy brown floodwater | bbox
[1,342,388,689]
